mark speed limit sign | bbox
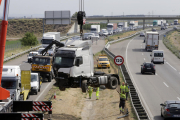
[114,55,124,66]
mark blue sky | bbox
[0,0,179,17]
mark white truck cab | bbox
[41,32,60,48]
[30,73,41,95]
[150,50,164,64]
[1,66,21,101]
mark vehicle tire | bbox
[35,91,38,95]
[48,73,52,82]
[162,61,164,64]
[153,72,155,75]
[38,86,40,92]
[82,80,87,93]
[108,77,118,89]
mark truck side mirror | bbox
[76,59,80,67]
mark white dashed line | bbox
[144,58,145,61]
[166,62,177,71]
[163,82,169,87]
[142,53,143,55]
[177,97,180,100]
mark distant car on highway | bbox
[174,26,178,30]
[140,32,145,37]
[141,62,156,75]
[83,33,95,40]
[161,26,165,30]
[160,100,180,119]
[165,26,168,29]
[37,48,45,55]
[27,51,38,63]
[94,33,99,39]
[152,28,156,32]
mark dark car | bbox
[140,32,145,37]
[141,62,155,74]
[160,100,180,119]
[161,26,165,30]
[152,28,156,32]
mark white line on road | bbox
[177,97,180,100]
[35,82,52,101]
[163,82,169,87]
[166,62,177,71]
[142,53,143,55]
[144,58,145,61]
[126,37,153,119]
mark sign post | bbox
[114,55,124,75]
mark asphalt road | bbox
[109,28,180,120]
[3,37,105,101]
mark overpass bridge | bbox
[71,15,180,30]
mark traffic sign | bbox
[114,55,124,66]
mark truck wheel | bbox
[48,74,52,82]
[108,77,118,89]
[35,90,38,95]
[27,93,29,100]
[82,80,87,93]
[59,80,66,91]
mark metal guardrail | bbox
[103,31,150,120]
[4,34,79,62]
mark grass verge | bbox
[163,30,180,59]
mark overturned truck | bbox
[41,39,120,92]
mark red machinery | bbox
[0,0,10,100]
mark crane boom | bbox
[0,0,10,100]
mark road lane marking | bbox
[144,58,145,61]
[35,82,52,101]
[142,53,143,55]
[166,62,177,71]
[163,82,169,87]
[177,97,180,100]
[126,37,153,119]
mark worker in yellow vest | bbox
[125,83,129,100]
[119,91,126,114]
[120,82,125,93]
[96,87,99,100]
[88,86,93,99]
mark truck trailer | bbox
[90,25,100,33]
[145,31,159,51]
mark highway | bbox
[109,28,180,120]
[3,37,105,101]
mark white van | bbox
[150,50,164,64]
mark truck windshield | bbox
[91,28,96,31]
[31,75,38,82]
[107,25,113,28]
[54,57,74,67]
[42,39,53,44]
[99,58,108,61]
[33,58,50,65]
[154,53,163,57]
[1,81,16,89]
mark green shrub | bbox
[20,32,38,46]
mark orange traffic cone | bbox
[54,92,56,99]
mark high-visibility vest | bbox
[120,85,125,93]
[120,93,126,100]
[125,85,129,92]
[88,86,93,92]
[96,87,99,96]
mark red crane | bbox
[0,0,10,100]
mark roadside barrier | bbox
[103,31,150,120]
